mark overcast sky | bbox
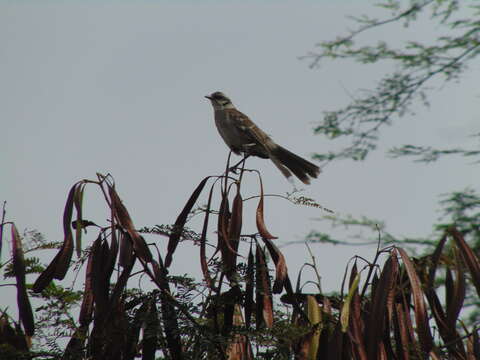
[2,1,479,294]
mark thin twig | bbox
[305,242,322,293]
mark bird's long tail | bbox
[271,145,320,185]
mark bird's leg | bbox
[238,154,248,185]
[229,142,257,175]
[229,154,250,174]
[223,151,235,194]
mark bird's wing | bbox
[225,109,275,152]
[225,109,294,181]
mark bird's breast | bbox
[214,111,250,149]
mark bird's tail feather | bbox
[272,145,320,185]
[269,155,294,183]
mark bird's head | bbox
[205,91,235,110]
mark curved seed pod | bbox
[73,184,85,259]
[79,248,94,327]
[261,238,287,294]
[33,183,78,292]
[397,247,434,354]
[448,227,480,297]
[340,271,360,333]
[366,255,396,359]
[306,295,321,360]
[109,185,153,263]
[199,184,215,288]
[255,245,273,329]
[255,176,277,240]
[165,177,210,267]
[245,244,254,329]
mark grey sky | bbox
[2,1,479,293]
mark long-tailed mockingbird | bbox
[205,91,320,184]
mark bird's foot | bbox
[228,165,240,174]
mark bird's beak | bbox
[205,95,212,100]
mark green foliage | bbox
[4,257,44,279]
[305,0,480,164]
[438,188,480,239]
[389,143,480,163]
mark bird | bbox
[205,91,320,184]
